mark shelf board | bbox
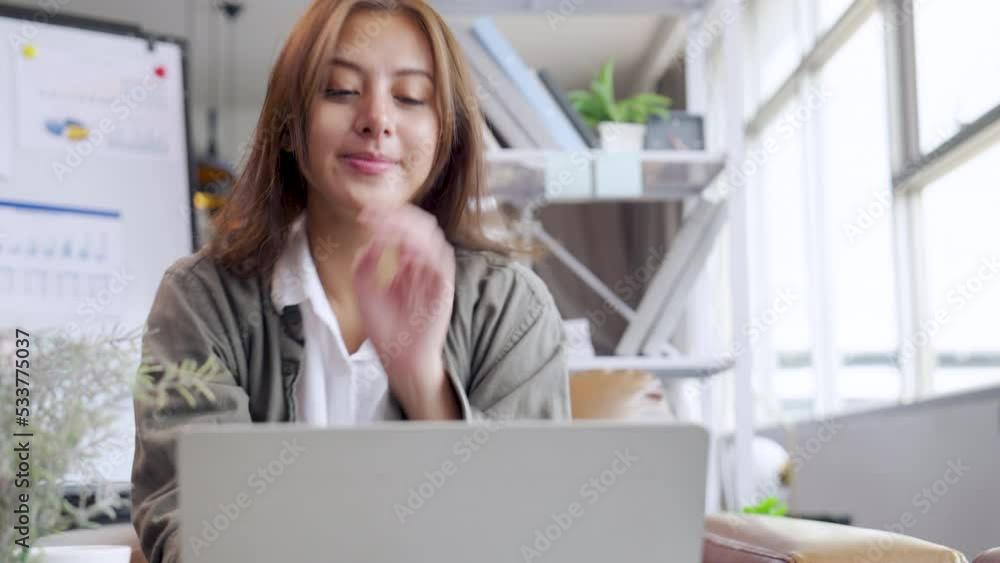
[485,149,726,204]
[431,0,706,15]
[568,355,732,379]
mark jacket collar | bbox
[270,214,311,312]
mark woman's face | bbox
[305,10,440,214]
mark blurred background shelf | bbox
[485,149,727,204]
[569,355,734,380]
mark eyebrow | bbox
[330,57,433,81]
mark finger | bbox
[397,235,450,293]
[396,233,433,270]
[412,261,439,307]
[394,222,441,270]
[387,254,418,300]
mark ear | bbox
[280,129,293,153]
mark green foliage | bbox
[568,58,671,127]
[742,496,789,517]
[1,326,220,562]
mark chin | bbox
[343,182,412,209]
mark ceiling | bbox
[10,0,685,114]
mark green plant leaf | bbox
[742,496,788,516]
[616,93,672,124]
[591,58,622,123]
[573,57,673,126]
[569,90,609,128]
[628,93,672,107]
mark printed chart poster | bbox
[0,39,12,180]
[0,99,11,180]
[14,44,181,160]
[0,199,125,327]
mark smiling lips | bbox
[342,152,399,175]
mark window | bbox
[819,11,901,409]
[914,0,1000,153]
[922,141,1000,395]
[815,0,855,36]
[754,101,814,421]
[750,0,800,105]
[707,41,728,151]
[703,0,1000,423]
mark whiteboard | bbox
[0,9,193,483]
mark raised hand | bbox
[352,203,459,420]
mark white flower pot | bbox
[28,545,132,563]
[597,122,647,152]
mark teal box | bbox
[595,152,643,199]
[544,152,592,201]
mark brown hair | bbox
[208,0,524,277]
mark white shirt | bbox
[271,216,401,425]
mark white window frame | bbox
[742,0,883,421]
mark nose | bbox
[354,89,394,139]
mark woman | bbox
[130,1,570,561]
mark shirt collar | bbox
[271,214,315,310]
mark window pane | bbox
[923,141,1000,395]
[707,43,727,151]
[914,1,1000,153]
[758,104,810,354]
[819,11,900,405]
[752,0,800,103]
[816,0,854,35]
[754,100,813,420]
[774,366,817,421]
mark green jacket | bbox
[130,247,571,563]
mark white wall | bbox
[757,386,1000,559]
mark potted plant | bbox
[1,325,220,562]
[569,58,672,152]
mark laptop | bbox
[177,421,708,562]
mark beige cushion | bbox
[704,513,967,563]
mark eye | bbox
[324,88,358,99]
[396,96,425,106]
